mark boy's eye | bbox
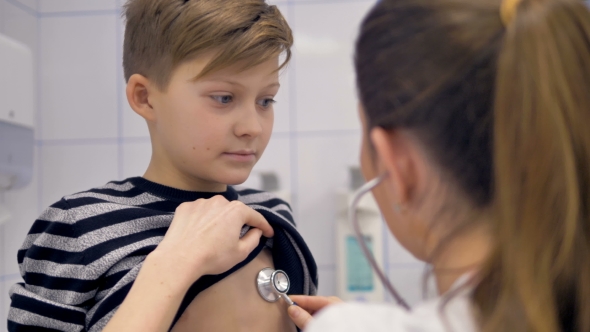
[257,98,276,108]
[211,95,233,104]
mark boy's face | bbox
[146,53,279,191]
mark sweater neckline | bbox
[126,177,238,202]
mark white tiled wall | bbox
[0,0,426,327]
[0,0,39,326]
[292,1,366,133]
[39,14,119,141]
[38,0,118,14]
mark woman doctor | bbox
[287,0,590,331]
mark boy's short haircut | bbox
[123,0,293,89]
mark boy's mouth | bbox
[222,150,257,163]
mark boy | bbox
[8,0,318,331]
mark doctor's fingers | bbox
[224,200,274,238]
[288,304,314,330]
[175,197,274,238]
[289,295,343,315]
[238,228,263,254]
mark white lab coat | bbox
[305,281,478,332]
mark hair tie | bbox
[500,0,523,26]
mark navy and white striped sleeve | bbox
[8,198,94,332]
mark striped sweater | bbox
[8,177,318,331]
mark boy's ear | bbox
[126,74,156,122]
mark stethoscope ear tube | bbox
[256,172,409,310]
[349,173,411,310]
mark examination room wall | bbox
[0,0,425,325]
[0,0,39,326]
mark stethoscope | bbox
[256,267,295,305]
[256,172,410,311]
[349,173,410,310]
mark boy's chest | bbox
[170,248,297,332]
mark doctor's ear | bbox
[126,74,156,122]
[370,128,418,205]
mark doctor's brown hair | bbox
[122,0,292,90]
[355,0,590,331]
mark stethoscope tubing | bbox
[349,173,411,310]
[257,172,410,311]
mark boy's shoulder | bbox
[62,177,164,205]
[41,178,167,228]
[233,186,290,206]
[62,178,164,206]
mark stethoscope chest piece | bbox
[257,268,291,303]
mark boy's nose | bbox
[235,106,264,138]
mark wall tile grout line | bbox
[36,7,43,214]
[30,129,361,150]
[5,0,37,17]
[0,273,22,282]
[120,137,151,144]
[35,138,120,147]
[1,217,4,317]
[39,9,120,19]
[295,129,360,137]
[116,0,124,180]
[34,130,360,145]
[287,0,300,222]
[1,0,5,32]
[5,0,373,19]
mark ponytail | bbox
[475,0,590,330]
[354,0,590,329]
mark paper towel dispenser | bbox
[0,33,35,190]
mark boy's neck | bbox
[143,160,228,193]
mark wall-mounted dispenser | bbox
[336,167,385,302]
[0,33,35,224]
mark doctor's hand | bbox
[104,196,274,332]
[287,295,343,330]
[154,195,275,281]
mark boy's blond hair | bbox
[123,0,293,89]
